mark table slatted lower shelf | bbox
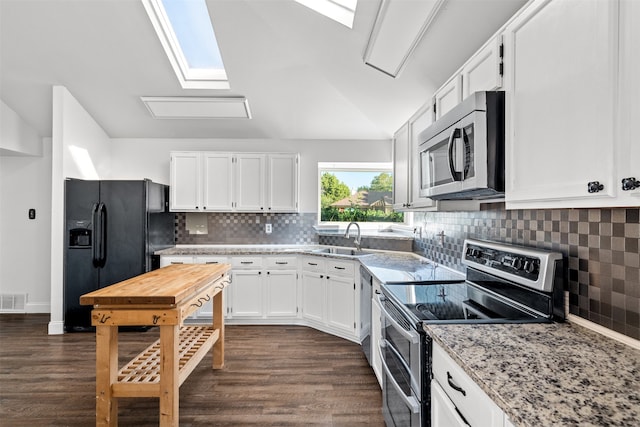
[112,326,219,398]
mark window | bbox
[294,0,358,29]
[318,162,405,225]
[142,0,229,89]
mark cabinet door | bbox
[230,270,264,318]
[235,153,266,211]
[392,122,410,210]
[462,35,503,98]
[619,0,640,204]
[408,103,437,209]
[326,275,355,334]
[301,271,324,323]
[202,153,234,211]
[265,270,298,317]
[267,154,299,212]
[170,152,201,211]
[431,381,470,427]
[504,0,619,207]
[194,256,228,318]
[434,75,462,120]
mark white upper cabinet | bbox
[433,74,462,120]
[267,153,299,212]
[170,152,202,211]
[392,122,410,210]
[504,0,624,208]
[408,103,437,209]
[170,151,299,212]
[619,0,640,204]
[203,152,234,211]
[235,153,266,211]
[462,35,503,98]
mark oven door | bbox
[418,111,487,199]
[379,294,424,426]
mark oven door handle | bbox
[377,294,419,344]
[378,342,420,414]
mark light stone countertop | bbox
[425,322,640,427]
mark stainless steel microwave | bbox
[418,91,505,200]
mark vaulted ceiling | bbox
[0,0,526,140]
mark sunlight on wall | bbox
[68,145,99,180]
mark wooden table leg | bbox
[212,291,225,369]
[159,324,179,427]
[96,325,118,427]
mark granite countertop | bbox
[425,322,640,427]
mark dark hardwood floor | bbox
[0,314,384,426]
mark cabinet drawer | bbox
[196,256,227,265]
[264,256,297,269]
[231,256,264,269]
[326,259,354,277]
[301,256,325,272]
[432,343,503,427]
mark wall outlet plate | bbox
[265,224,272,234]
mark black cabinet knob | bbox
[621,177,640,191]
[587,181,604,193]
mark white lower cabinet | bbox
[432,341,505,427]
[265,269,298,317]
[230,269,264,318]
[300,256,359,341]
[159,255,228,320]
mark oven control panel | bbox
[462,239,562,292]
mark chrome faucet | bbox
[344,222,361,251]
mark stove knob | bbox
[524,260,538,274]
[512,257,524,270]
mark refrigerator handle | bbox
[91,203,100,267]
[97,203,107,268]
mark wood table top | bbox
[79,264,231,307]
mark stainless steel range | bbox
[378,239,565,427]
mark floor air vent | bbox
[0,294,27,313]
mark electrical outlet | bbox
[265,224,272,234]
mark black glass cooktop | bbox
[382,271,553,327]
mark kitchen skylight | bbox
[294,0,357,29]
[142,0,229,89]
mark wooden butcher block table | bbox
[80,263,231,427]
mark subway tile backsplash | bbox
[173,205,640,340]
[413,204,640,340]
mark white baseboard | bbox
[48,320,64,335]
[567,314,640,350]
[26,302,51,313]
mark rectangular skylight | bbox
[141,97,251,119]
[295,0,357,29]
[142,0,229,89]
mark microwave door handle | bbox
[447,128,462,181]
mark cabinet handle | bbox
[171,261,184,264]
[275,261,288,265]
[587,181,604,193]
[326,276,330,280]
[308,262,318,266]
[446,372,467,396]
[334,266,346,270]
[205,261,219,264]
[258,271,262,275]
[267,271,270,275]
[320,275,324,278]
[203,206,206,210]
[621,177,640,191]
[195,206,199,209]
[240,261,253,265]
[261,207,264,210]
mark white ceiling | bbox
[0,0,526,141]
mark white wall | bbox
[0,123,51,313]
[110,138,392,211]
[0,100,42,156]
[49,86,113,334]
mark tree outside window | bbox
[320,169,404,223]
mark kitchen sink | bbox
[312,247,374,257]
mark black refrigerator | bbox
[64,179,174,331]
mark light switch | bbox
[265,224,272,234]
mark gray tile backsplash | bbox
[413,204,640,340]
[173,205,640,340]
